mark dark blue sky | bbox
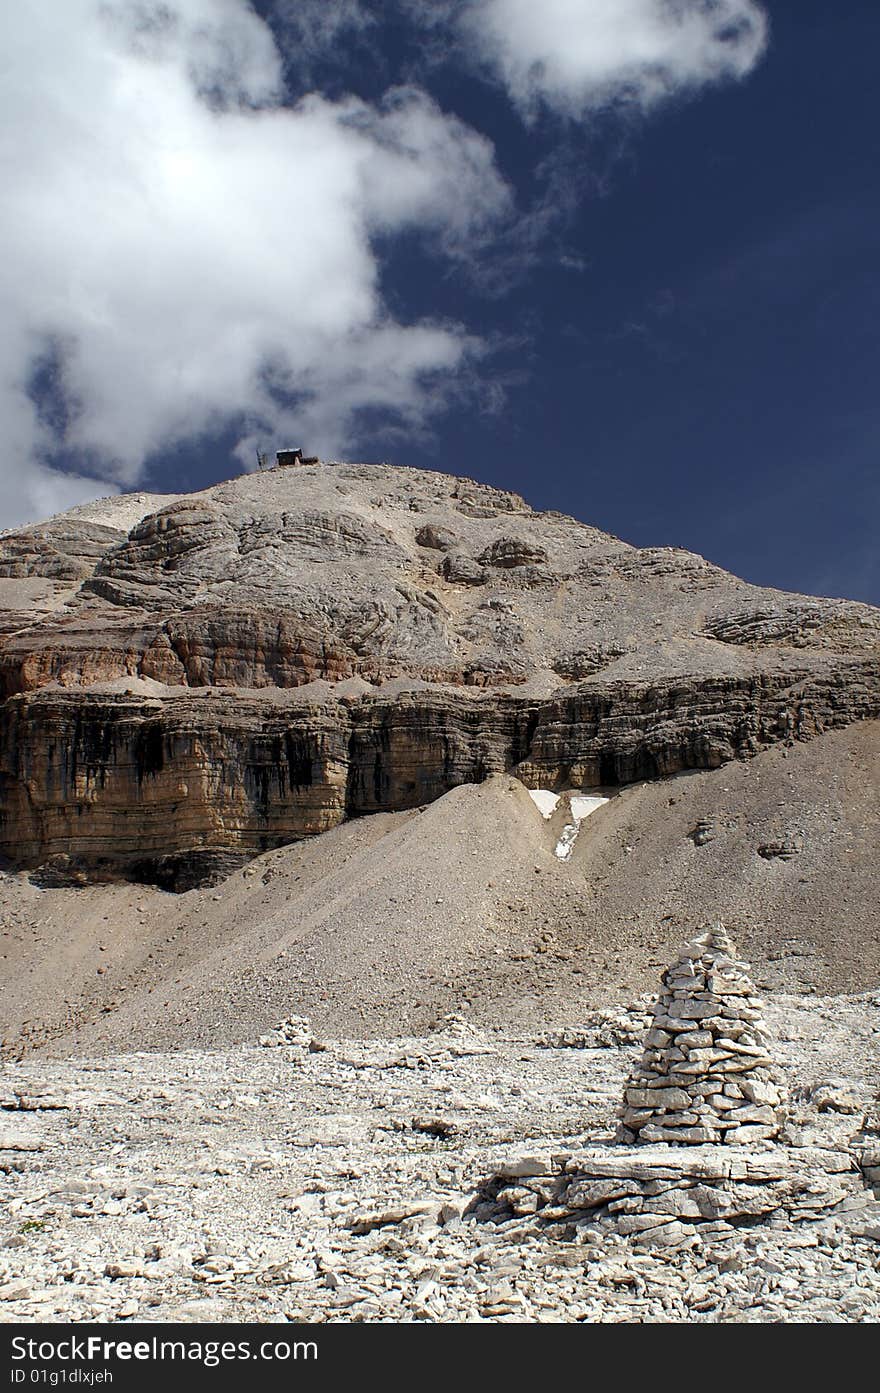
[52,3,880,604]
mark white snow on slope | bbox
[527,789,561,819]
[527,786,610,858]
[554,794,610,860]
[570,795,609,821]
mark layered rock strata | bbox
[2,669,876,887]
[617,926,789,1145]
[1,460,878,883]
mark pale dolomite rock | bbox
[257,1015,314,1050]
[617,924,789,1146]
[477,1141,873,1246]
[1,998,879,1323]
[2,460,879,889]
[468,930,880,1253]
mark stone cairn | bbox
[258,1015,315,1050]
[617,924,788,1146]
[477,1141,868,1247]
[474,926,875,1245]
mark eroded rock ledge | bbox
[1,460,878,885]
[1,658,878,886]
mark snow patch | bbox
[528,789,560,819]
[570,795,609,822]
[554,793,610,861]
[554,824,580,861]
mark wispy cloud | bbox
[0,0,771,528]
[267,0,380,92]
[0,0,510,526]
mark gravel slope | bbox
[1,720,878,1059]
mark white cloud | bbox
[0,1,772,530]
[460,0,769,117]
[0,0,510,527]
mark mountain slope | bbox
[0,459,877,886]
[1,719,876,1058]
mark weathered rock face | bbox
[617,926,789,1145]
[0,519,124,582]
[1,460,878,884]
[2,664,878,887]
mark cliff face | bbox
[1,460,878,886]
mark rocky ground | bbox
[1,993,879,1324]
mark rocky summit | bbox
[1,457,878,889]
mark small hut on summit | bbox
[276,447,320,467]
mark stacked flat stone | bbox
[478,1143,872,1248]
[618,924,788,1145]
[257,1015,314,1049]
